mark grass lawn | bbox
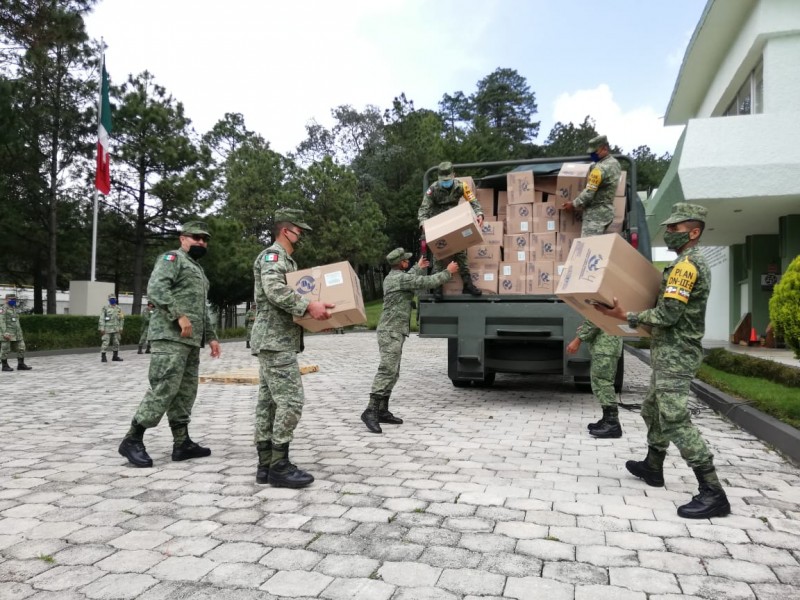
[697,363,800,430]
[364,298,418,331]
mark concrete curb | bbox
[625,344,800,466]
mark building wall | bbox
[701,247,731,341]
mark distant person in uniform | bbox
[361,248,458,433]
[419,161,484,298]
[118,221,221,468]
[99,293,125,363]
[252,208,333,488]
[595,202,730,519]
[138,301,155,354]
[1,293,32,372]
[245,303,257,349]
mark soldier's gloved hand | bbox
[177,315,193,338]
[307,301,335,321]
[3,333,10,340]
[566,337,581,354]
[445,261,458,274]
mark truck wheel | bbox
[451,372,495,388]
[614,353,624,394]
[574,376,592,393]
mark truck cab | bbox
[417,156,652,390]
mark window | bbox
[724,60,763,116]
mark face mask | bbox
[7,300,16,308]
[439,179,454,189]
[187,245,207,260]
[664,230,691,251]
[109,299,117,305]
[589,152,600,162]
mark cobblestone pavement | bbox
[1,333,799,600]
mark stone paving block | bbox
[543,560,607,584]
[686,523,750,544]
[51,543,116,565]
[418,546,482,568]
[442,517,493,532]
[504,575,574,600]
[704,557,778,582]
[146,556,216,581]
[576,515,631,532]
[200,541,268,563]
[364,539,425,561]
[749,529,800,551]
[109,530,172,551]
[2,538,68,560]
[259,547,323,571]
[515,538,575,561]
[202,562,274,588]
[320,577,395,600]
[606,531,665,551]
[548,526,605,546]
[314,554,380,578]
[630,519,687,538]
[576,544,638,567]
[494,521,547,539]
[381,498,428,513]
[637,550,705,574]
[392,587,458,600]
[751,582,800,599]
[0,581,36,600]
[28,564,104,590]
[307,533,367,555]
[664,536,727,557]
[405,526,461,547]
[82,573,159,599]
[478,551,541,577]
[96,549,164,573]
[609,566,680,594]
[157,535,221,557]
[301,517,358,535]
[774,565,800,584]
[0,558,54,581]
[261,569,333,597]
[678,574,756,599]
[437,567,505,596]
[0,518,41,535]
[575,584,646,600]
[459,532,516,553]
[392,512,442,528]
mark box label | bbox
[324,271,344,287]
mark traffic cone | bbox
[749,327,758,345]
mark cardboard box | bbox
[498,262,527,295]
[527,260,555,295]
[505,203,533,234]
[507,171,535,204]
[497,191,508,220]
[468,262,499,294]
[286,261,366,332]
[553,163,591,209]
[479,220,504,246]
[606,195,626,235]
[467,244,502,262]
[555,233,662,336]
[556,232,579,262]
[423,202,484,260]
[559,208,583,234]
[533,203,559,233]
[476,188,495,217]
[458,176,478,196]
[503,234,530,262]
[616,171,627,197]
[530,232,556,261]
[534,190,545,204]
[535,176,558,195]
[442,278,464,296]
[553,262,566,289]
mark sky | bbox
[84,0,707,158]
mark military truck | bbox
[417,156,652,390]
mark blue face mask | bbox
[589,152,600,162]
[109,299,117,305]
[440,179,454,189]
[7,300,16,308]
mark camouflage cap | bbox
[108,293,116,300]
[586,134,609,152]
[275,208,312,231]
[180,220,212,238]
[386,247,413,265]
[661,202,708,225]
[437,161,454,182]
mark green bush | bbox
[770,254,800,359]
[703,348,800,388]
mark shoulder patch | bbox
[663,258,698,304]
[587,168,602,191]
[426,187,433,197]
[163,253,177,262]
[264,252,279,262]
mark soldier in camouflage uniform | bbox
[252,208,334,488]
[361,248,458,433]
[244,303,257,349]
[566,321,623,438]
[99,293,125,363]
[561,134,622,236]
[1,293,32,372]
[596,203,730,519]
[419,161,484,298]
[118,221,221,468]
[137,301,154,354]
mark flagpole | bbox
[90,40,105,282]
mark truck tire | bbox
[451,372,495,388]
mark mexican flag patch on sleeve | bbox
[164,253,177,262]
[265,252,279,262]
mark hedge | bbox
[18,315,243,352]
[703,348,800,388]
[770,254,800,359]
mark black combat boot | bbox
[246,341,251,349]
[16,358,31,371]
[170,424,211,461]
[268,443,314,488]
[256,441,271,484]
[137,345,143,354]
[677,465,731,519]
[590,406,622,438]
[118,420,153,467]
[361,406,382,433]
[462,277,483,296]
[587,410,606,431]
[101,353,107,363]
[145,344,151,354]
[112,351,123,362]
[626,446,666,487]
[1,359,13,372]
[377,396,403,424]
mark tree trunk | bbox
[131,159,147,315]
[46,48,64,315]
[33,259,44,314]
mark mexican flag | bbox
[95,58,112,195]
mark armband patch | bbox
[587,168,602,191]
[462,183,475,202]
[663,259,697,304]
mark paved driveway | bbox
[1,333,798,599]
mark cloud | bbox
[551,84,683,156]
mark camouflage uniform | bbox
[99,298,125,353]
[244,306,257,346]
[625,202,729,519]
[419,162,484,289]
[0,295,27,365]
[369,249,452,415]
[119,221,219,470]
[576,321,622,408]
[573,135,621,236]
[138,304,154,351]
